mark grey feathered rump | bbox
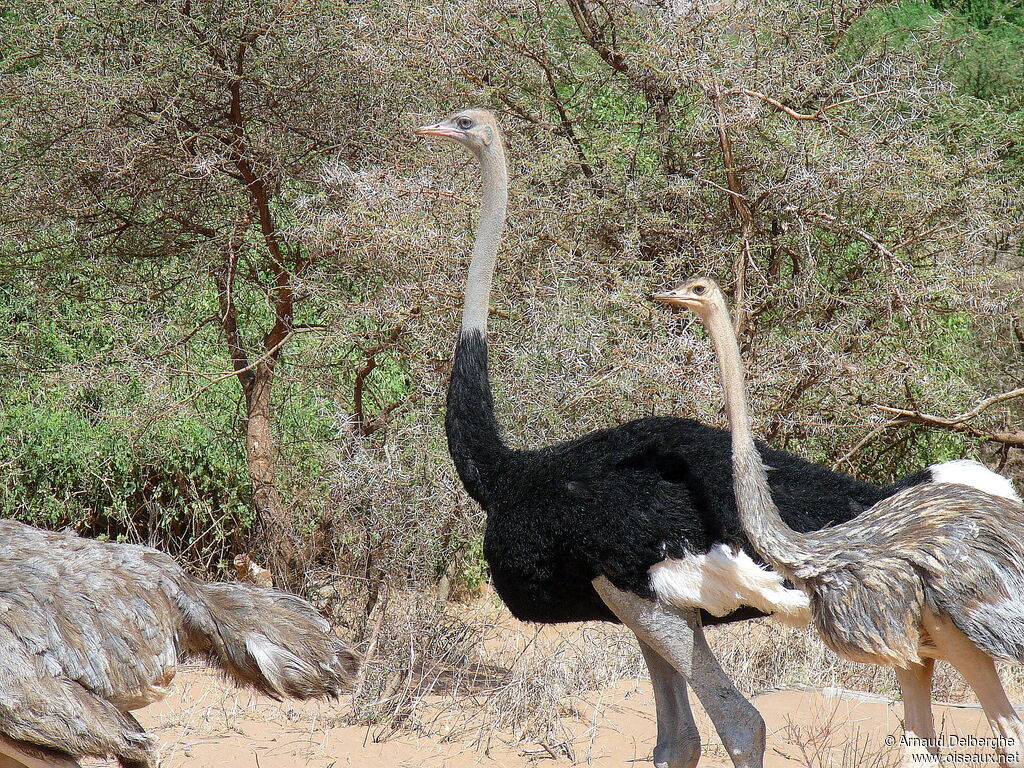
[186,583,360,700]
[0,519,358,766]
[0,625,154,766]
[795,484,1024,668]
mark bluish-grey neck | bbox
[461,143,508,334]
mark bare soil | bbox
[79,597,1017,767]
[111,666,1002,768]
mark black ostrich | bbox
[414,109,1004,768]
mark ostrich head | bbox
[651,277,726,321]
[415,109,500,157]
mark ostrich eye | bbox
[692,284,707,295]
[456,117,473,130]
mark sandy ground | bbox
[120,666,1003,768]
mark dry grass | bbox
[772,708,901,768]
[123,589,1022,768]
[343,590,643,754]
[334,590,1024,758]
[711,620,1024,705]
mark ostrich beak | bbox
[650,290,686,307]
[414,123,461,139]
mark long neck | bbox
[703,302,808,573]
[461,141,508,334]
[446,330,507,503]
[446,137,511,503]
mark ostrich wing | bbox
[0,520,196,708]
[915,498,1024,665]
[810,555,928,666]
[801,484,1024,667]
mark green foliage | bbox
[0,385,252,549]
[846,0,1024,108]
[447,536,489,598]
[931,0,1024,30]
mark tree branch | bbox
[710,86,756,339]
[214,212,255,390]
[724,88,885,122]
[352,309,419,437]
[565,0,679,172]
[782,204,896,259]
[867,388,1024,447]
[222,38,297,362]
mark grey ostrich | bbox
[655,277,1024,765]
[0,519,360,768]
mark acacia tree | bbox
[386,0,1023,475]
[0,0,1020,609]
[0,0,402,579]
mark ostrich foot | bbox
[654,742,700,768]
[991,715,1024,765]
[650,707,701,768]
[651,713,700,768]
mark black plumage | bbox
[447,330,922,626]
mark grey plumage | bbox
[0,519,359,768]
[759,480,1024,667]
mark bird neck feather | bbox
[462,138,508,335]
[446,330,509,503]
[703,299,809,573]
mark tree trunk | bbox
[243,363,296,584]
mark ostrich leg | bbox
[638,636,702,768]
[596,576,766,768]
[894,659,939,765]
[923,612,1024,766]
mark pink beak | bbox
[650,290,691,308]
[414,123,461,139]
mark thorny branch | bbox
[783,204,896,259]
[150,326,319,423]
[565,0,680,173]
[710,86,756,340]
[352,312,420,437]
[724,88,885,126]
[867,388,1024,447]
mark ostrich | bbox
[412,109,1013,768]
[654,276,1024,765]
[0,519,360,768]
